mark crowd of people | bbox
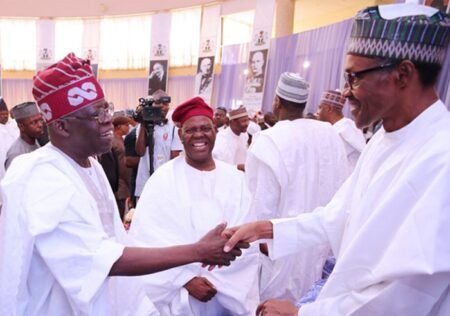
[0,2,449,316]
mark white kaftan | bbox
[129,157,260,316]
[246,118,350,301]
[332,117,366,171]
[0,144,157,316]
[270,101,450,316]
[213,127,249,165]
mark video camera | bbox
[134,95,171,126]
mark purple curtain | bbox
[218,18,450,113]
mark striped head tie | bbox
[32,52,105,123]
[347,3,450,65]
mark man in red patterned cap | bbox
[129,96,260,316]
[0,53,246,315]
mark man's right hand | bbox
[184,277,217,302]
[195,223,249,267]
[222,220,273,253]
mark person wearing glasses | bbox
[0,53,247,315]
[223,3,450,316]
[129,97,260,316]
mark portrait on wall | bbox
[245,49,268,94]
[195,56,214,95]
[148,60,168,95]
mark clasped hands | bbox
[198,220,273,270]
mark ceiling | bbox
[0,0,250,18]
[0,0,392,19]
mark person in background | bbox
[213,106,228,132]
[5,102,44,169]
[0,97,19,212]
[316,90,366,171]
[112,115,130,219]
[134,89,182,201]
[246,72,349,302]
[213,106,250,171]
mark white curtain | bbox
[55,19,83,60]
[0,19,36,70]
[100,15,151,69]
[170,7,201,67]
[222,11,254,46]
[0,8,254,71]
[2,79,33,106]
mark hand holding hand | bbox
[256,299,299,316]
[184,277,217,302]
[222,220,273,253]
[196,223,249,267]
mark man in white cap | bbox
[0,53,246,315]
[316,90,366,170]
[213,106,250,171]
[224,3,450,315]
[4,102,44,169]
[245,72,349,302]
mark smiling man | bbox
[224,3,450,316]
[0,54,246,315]
[129,97,260,316]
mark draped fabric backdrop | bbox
[2,19,449,111]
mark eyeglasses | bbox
[344,63,398,90]
[65,103,114,124]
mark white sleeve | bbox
[267,175,353,260]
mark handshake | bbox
[195,221,272,268]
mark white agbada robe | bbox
[332,117,366,171]
[129,157,260,316]
[0,144,157,316]
[212,127,248,165]
[246,118,350,301]
[269,101,450,315]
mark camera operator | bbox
[134,90,182,202]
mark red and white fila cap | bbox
[32,52,105,124]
